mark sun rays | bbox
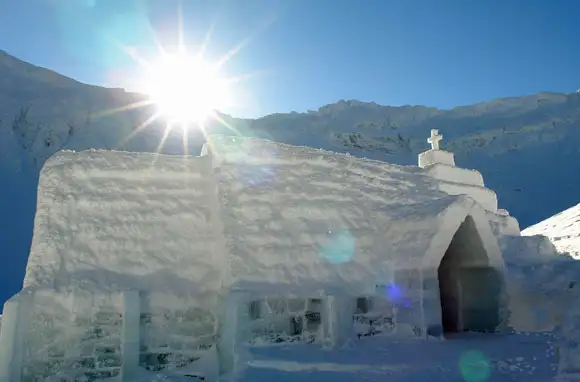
[80,0,273,160]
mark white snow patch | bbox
[522,203,580,259]
[247,359,410,372]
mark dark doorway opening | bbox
[437,216,502,337]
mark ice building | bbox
[0,129,549,381]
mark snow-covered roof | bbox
[24,135,505,296]
[522,203,580,259]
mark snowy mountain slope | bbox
[0,50,208,168]
[1,49,580,306]
[241,94,580,228]
[522,203,580,259]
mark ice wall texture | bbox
[211,136,447,292]
[24,150,226,298]
[0,290,221,381]
[209,135,504,280]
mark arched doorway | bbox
[437,216,502,336]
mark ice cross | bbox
[427,129,443,150]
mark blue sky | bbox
[1,0,579,118]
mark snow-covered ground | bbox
[236,333,558,382]
[87,332,557,381]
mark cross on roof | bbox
[427,129,443,150]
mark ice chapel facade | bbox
[0,130,522,381]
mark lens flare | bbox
[377,282,411,308]
[459,350,491,382]
[209,136,280,188]
[320,229,355,264]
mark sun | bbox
[142,53,231,124]
[97,0,269,156]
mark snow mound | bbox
[522,203,580,259]
[500,235,561,265]
[500,234,580,334]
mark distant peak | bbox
[317,99,379,113]
[337,99,377,106]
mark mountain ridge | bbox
[1,48,574,119]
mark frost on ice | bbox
[0,131,578,381]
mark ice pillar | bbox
[121,291,140,381]
[0,295,30,382]
[321,295,353,348]
[218,292,239,375]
